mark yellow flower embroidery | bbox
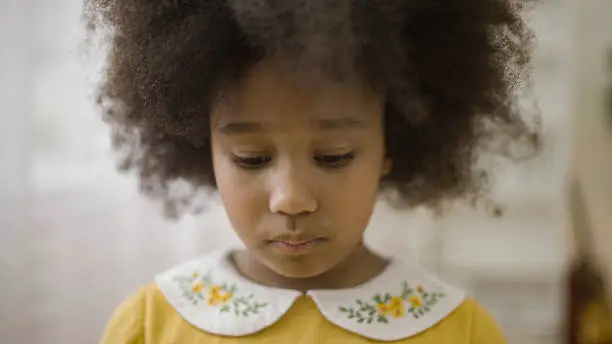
[174,271,267,317]
[339,281,445,324]
[378,297,406,318]
[409,295,424,308]
[207,285,233,306]
[377,303,388,313]
[191,280,205,293]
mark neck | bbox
[231,244,389,291]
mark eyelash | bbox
[231,152,355,170]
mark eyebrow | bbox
[217,121,265,134]
[217,117,366,134]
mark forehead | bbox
[213,60,384,128]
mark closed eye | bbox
[231,155,271,169]
[231,152,356,170]
[314,152,355,168]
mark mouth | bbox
[266,236,329,255]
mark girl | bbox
[85,0,538,343]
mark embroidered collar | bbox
[156,249,465,341]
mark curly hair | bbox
[84,0,540,217]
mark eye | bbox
[314,152,355,168]
[231,155,272,169]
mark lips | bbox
[267,235,328,255]
[267,235,327,245]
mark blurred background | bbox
[1,0,612,343]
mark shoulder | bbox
[459,298,507,343]
[424,297,506,343]
[100,280,204,343]
[105,283,171,317]
[99,285,156,344]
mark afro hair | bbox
[84,0,540,217]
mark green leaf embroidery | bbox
[338,282,445,323]
[373,294,383,304]
[173,271,268,317]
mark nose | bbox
[268,169,318,216]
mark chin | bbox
[266,258,332,279]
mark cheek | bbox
[212,146,267,233]
[322,160,382,233]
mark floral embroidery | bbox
[339,281,445,324]
[377,297,406,318]
[208,285,232,306]
[174,271,267,317]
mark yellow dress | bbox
[100,250,506,343]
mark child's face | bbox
[211,60,390,279]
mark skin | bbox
[211,60,391,291]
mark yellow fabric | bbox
[100,284,506,344]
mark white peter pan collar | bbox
[155,249,465,341]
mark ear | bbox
[381,157,392,177]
